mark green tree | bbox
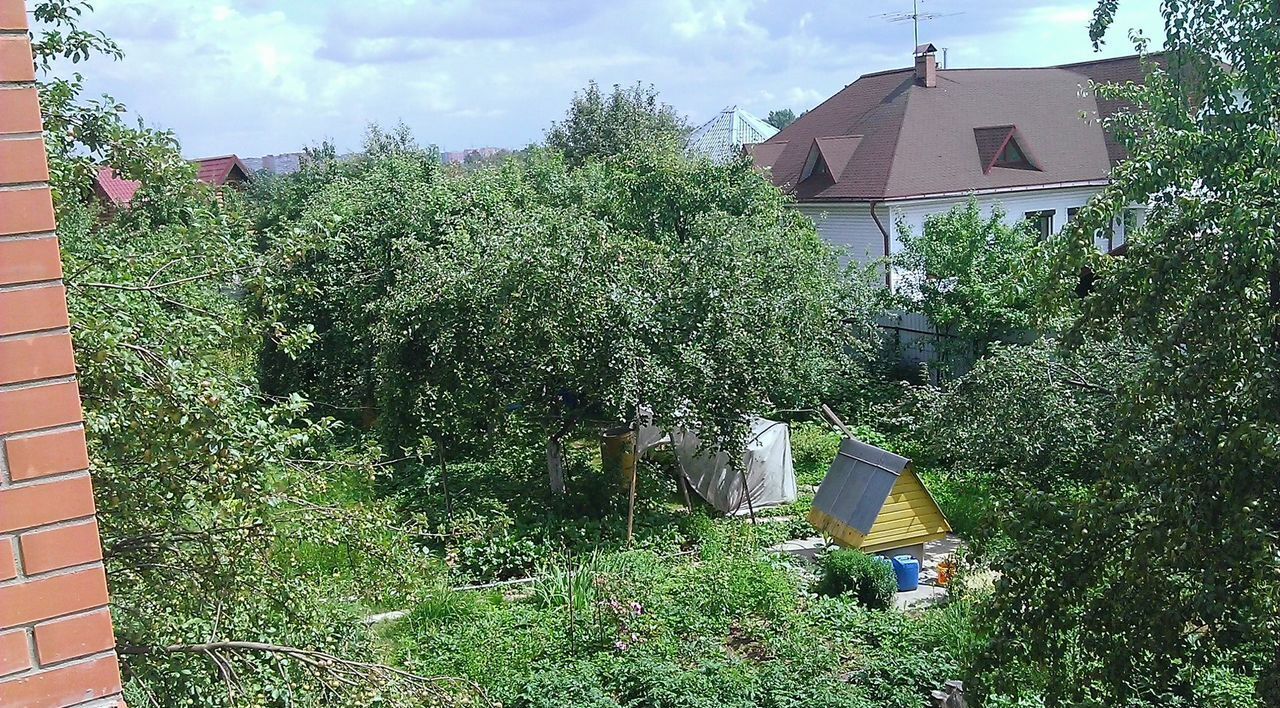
[964,2,1280,703]
[31,0,194,206]
[31,3,474,704]
[892,199,1052,369]
[262,141,875,493]
[765,108,796,130]
[545,81,689,166]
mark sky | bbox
[57,0,1167,159]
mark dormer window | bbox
[809,153,829,178]
[994,137,1033,170]
[800,136,862,182]
[801,142,829,181]
[974,125,1038,174]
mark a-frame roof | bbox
[191,155,252,186]
[807,437,951,552]
[687,106,779,164]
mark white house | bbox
[750,45,1156,287]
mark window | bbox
[1112,207,1146,249]
[810,153,829,178]
[1122,208,1145,235]
[1066,207,1081,223]
[1025,210,1054,239]
[994,137,1035,170]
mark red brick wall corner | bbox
[0,1,126,705]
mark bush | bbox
[815,549,898,609]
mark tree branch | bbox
[117,640,489,702]
[76,264,254,292]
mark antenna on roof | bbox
[873,0,962,48]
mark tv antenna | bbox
[874,0,962,48]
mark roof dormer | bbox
[974,125,1038,174]
[801,136,864,182]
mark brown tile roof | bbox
[756,53,1161,202]
[746,141,788,170]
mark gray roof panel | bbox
[811,438,909,536]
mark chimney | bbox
[914,43,938,88]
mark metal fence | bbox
[874,311,970,382]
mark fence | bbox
[874,311,970,382]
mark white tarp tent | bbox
[641,417,797,515]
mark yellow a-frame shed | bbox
[807,437,951,555]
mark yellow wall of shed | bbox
[858,470,951,553]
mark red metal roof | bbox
[93,167,141,206]
[190,155,251,186]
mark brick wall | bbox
[0,1,126,705]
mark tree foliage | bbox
[33,3,477,704]
[258,138,877,491]
[892,200,1053,369]
[544,81,689,166]
[947,3,1280,703]
[765,108,796,130]
[32,0,194,206]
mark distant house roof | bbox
[755,53,1163,202]
[93,167,142,207]
[191,155,252,186]
[91,154,252,207]
[687,106,779,164]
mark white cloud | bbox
[61,0,1167,158]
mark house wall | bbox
[797,184,1139,286]
[794,202,886,274]
[0,2,126,706]
[888,185,1110,254]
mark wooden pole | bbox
[820,403,854,439]
[625,407,640,544]
[438,443,453,535]
[626,459,639,544]
[740,467,757,525]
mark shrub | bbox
[789,422,842,471]
[815,549,898,609]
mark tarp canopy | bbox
[642,417,796,515]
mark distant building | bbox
[243,152,304,175]
[441,147,504,165]
[752,45,1160,287]
[93,168,142,208]
[687,106,778,164]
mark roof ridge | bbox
[1054,51,1164,69]
[857,66,914,80]
[856,52,1161,80]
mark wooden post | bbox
[626,463,639,544]
[546,436,566,494]
[820,403,854,439]
[437,444,453,535]
[740,467,757,525]
[625,407,641,544]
